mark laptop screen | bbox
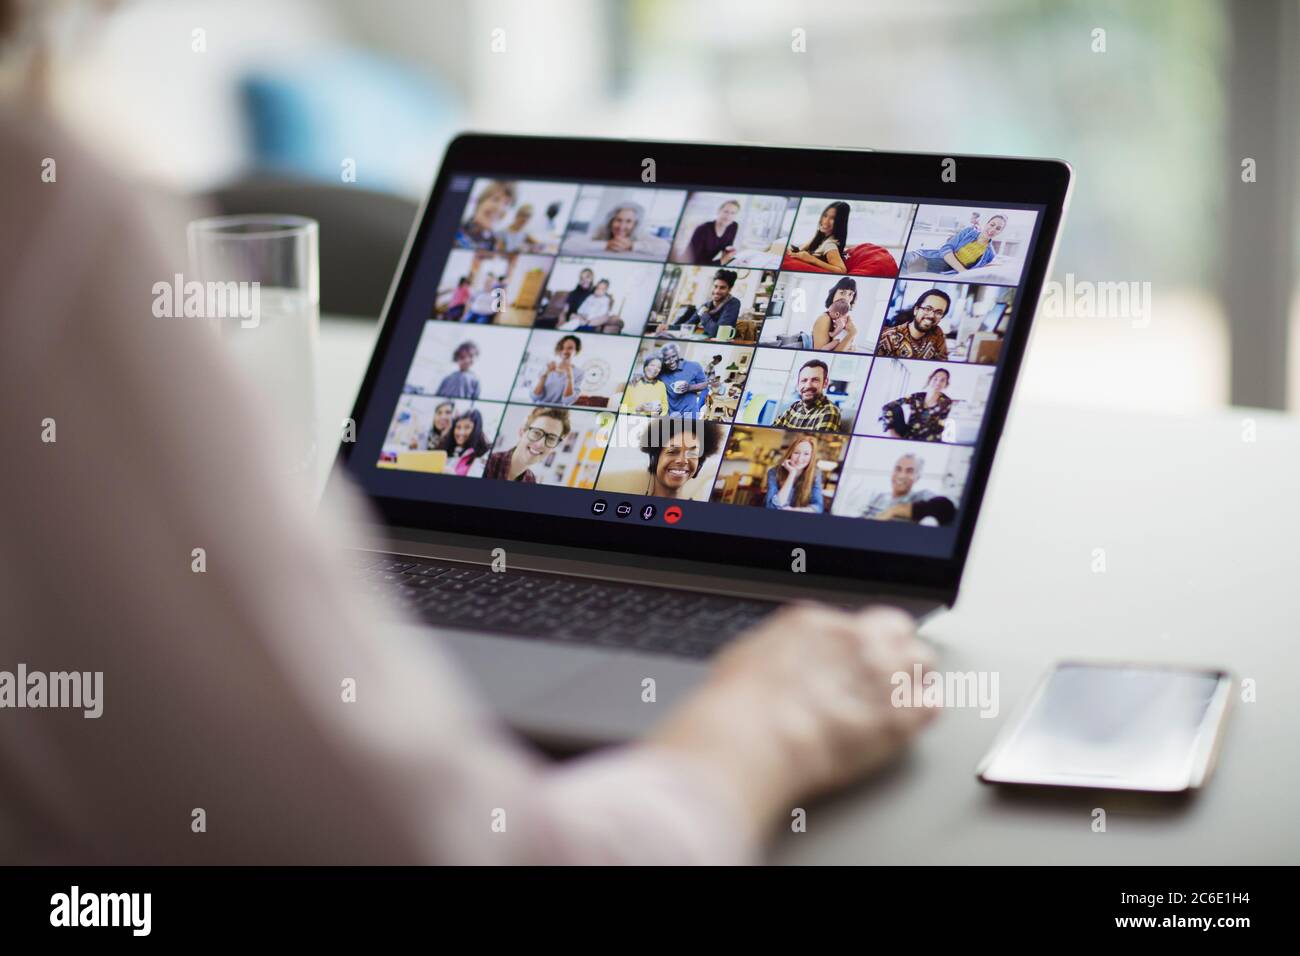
[338,141,1062,583]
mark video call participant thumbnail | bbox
[403,322,529,403]
[595,416,727,500]
[682,197,741,265]
[861,451,954,523]
[384,397,454,453]
[876,288,951,361]
[830,438,968,525]
[781,198,909,278]
[531,334,583,406]
[512,330,639,410]
[455,179,577,255]
[879,366,953,443]
[555,267,596,326]
[772,359,841,432]
[764,433,830,513]
[621,355,671,416]
[670,192,797,270]
[562,187,686,262]
[656,343,712,418]
[434,407,494,478]
[569,202,665,259]
[456,180,515,250]
[712,426,845,512]
[813,277,860,352]
[760,273,892,354]
[562,278,620,333]
[902,213,1006,276]
[483,406,571,483]
[674,268,741,338]
[436,340,482,399]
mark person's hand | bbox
[672,381,688,395]
[781,458,802,478]
[874,503,912,521]
[545,360,557,374]
[647,604,938,834]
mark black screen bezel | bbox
[329,133,1071,600]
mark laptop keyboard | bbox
[345,550,779,659]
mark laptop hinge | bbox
[359,523,954,614]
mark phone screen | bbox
[979,663,1231,791]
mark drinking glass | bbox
[187,215,320,491]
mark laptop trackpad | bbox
[434,629,611,709]
[512,651,710,747]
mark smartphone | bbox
[977,662,1232,792]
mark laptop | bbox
[325,134,1071,749]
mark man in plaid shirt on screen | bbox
[772,360,842,432]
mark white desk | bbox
[317,315,1300,865]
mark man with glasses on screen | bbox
[876,289,951,361]
[483,407,571,483]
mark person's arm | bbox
[1,122,938,866]
[811,313,832,350]
[631,234,666,257]
[819,244,848,274]
[0,141,768,864]
[561,364,580,405]
[719,297,740,328]
[786,249,823,267]
[937,228,974,273]
[652,382,669,415]
[688,225,710,264]
[835,315,857,352]
[809,473,826,512]
[626,384,652,415]
[717,223,738,264]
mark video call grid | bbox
[377,177,1038,522]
